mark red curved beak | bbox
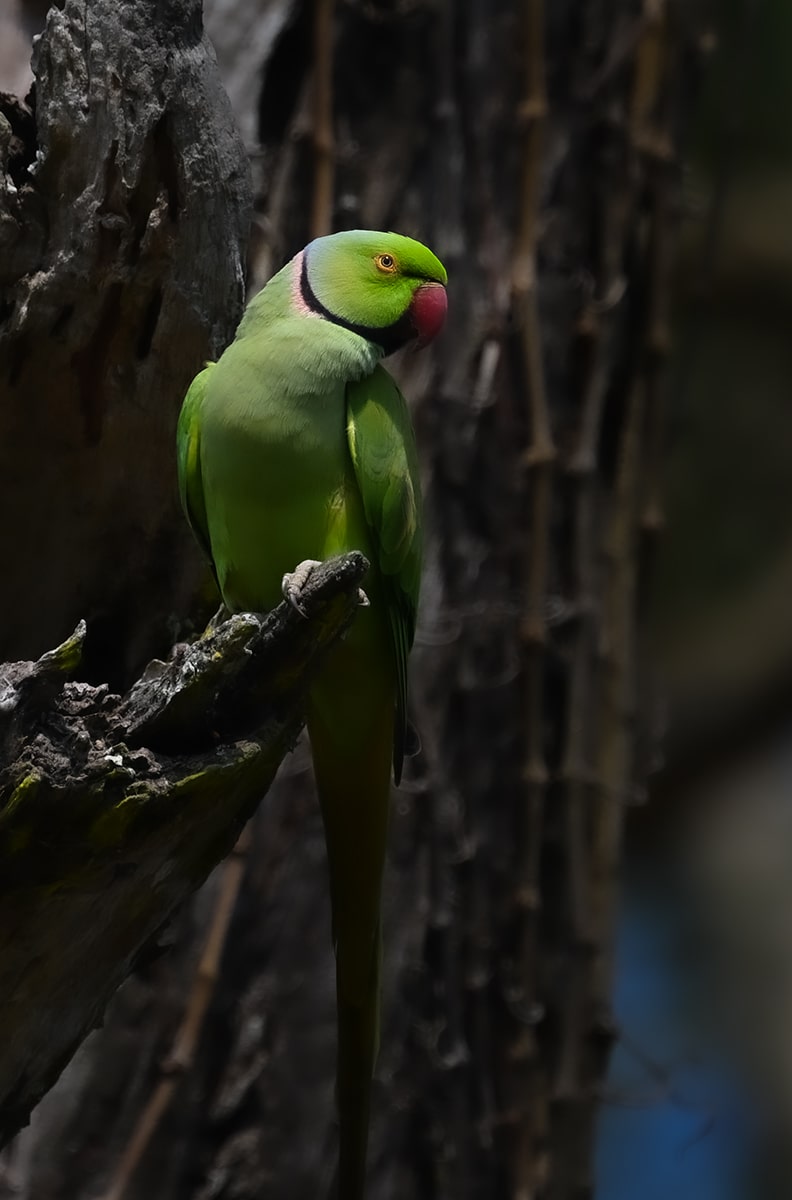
[410,282,448,346]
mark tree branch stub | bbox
[0,551,368,1149]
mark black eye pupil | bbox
[381,255,393,267]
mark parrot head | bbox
[297,230,447,355]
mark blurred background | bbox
[601,2,792,1197]
[2,0,792,1197]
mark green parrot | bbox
[176,229,447,1197]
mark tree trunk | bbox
[0,2,709,1198]
[0,0,250,685]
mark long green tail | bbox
[308,693,392,1200]
[334,919,382,1198]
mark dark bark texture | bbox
[0,0,250,684]
[0,1,709,1199]
[0,552,368,1151]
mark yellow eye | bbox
[375,253,397,273]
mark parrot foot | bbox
[282,559,369,617]
[282,560,323,617]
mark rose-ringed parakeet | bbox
[176,230,447,1197]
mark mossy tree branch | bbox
[0,551,368,1149]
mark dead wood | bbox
[0,552,367,1148]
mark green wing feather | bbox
[346,364,422,783]
[176,364,215,569]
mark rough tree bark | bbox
[0,2,710,1199]
[0,0,250,683]
[0,553,367,1149]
